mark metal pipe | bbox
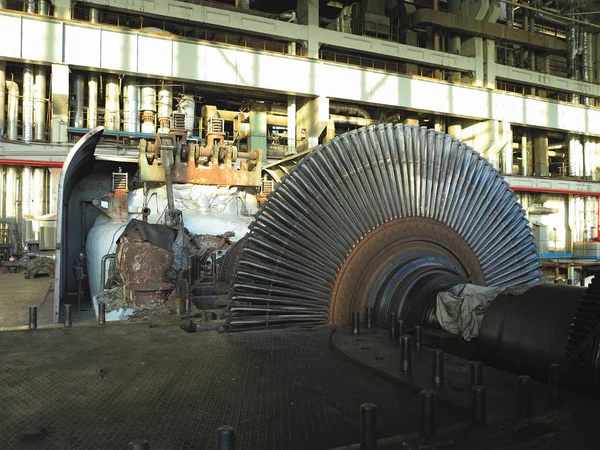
[34,67,46,141]
[140,86,156,134]
[503,0,599,30]
[23,66,34,144]
[25,0,35,14]
[6,80,19,141]
[100,253,116,290]
[88,74,98,129]
[5,166,18,218]
[21,167,32,240]
[123,78,139,133]
[38,0,48,15]
[521,135,528,176]
[329,104,370,119]
[178,94,195,134]
[104,76,121,131]
[89,7,99,24]
[157,85,172,133]
[569,135,583,177]
[73,73,85,128]
[0,61,5,138]
[330,114,377,127]
[0,167,4,218]
[433,0,441,79]
[583,32,590,105]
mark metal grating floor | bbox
[0,324,464,449]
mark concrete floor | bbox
[0,272,54,328]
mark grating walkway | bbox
[0,324,465,450]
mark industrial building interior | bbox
[1,0,600,448]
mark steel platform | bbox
[0,324,465,449]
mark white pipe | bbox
[23,66,34,144]
[88,74,98,129]
[48,167,61,215]
[569,135,584,177]
[32,167,45,239]
[584,139,595,177]
[73,73,85,128]
[157,86,172,133]
[0,167,4,218]
[22,166,32,218]
[521,135,528,176]
[178,94,195,133]
[5,166,18,218]
[34,67,46,141]
[32,168,45,218]
[123,78,139,133]
[104,76,121,131]
[21,166,34,242]
[6,80,18,141]
[89,7,99,24]
[583,32,591,106]
[287,96,296,152]
[38,0,48,15]
[140,86,156,134]
[502,122,513,175]
[0,61,5,138]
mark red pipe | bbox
[510,186,600,196]
[0,159,63,168]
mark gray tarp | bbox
[436,284,532,341]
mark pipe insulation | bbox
[0,167,4,218]
[34,67,46,141]
[6,80,18,141]
[570,136,584,177]
[88,74,98,129]
[329,104,370,119]
[38,0,48,15]
[123,78,139,133]
[178,94,195,133]
[140,86,156,134]
[5,166,18,219]
[583,32,591,106]
[25,0,35,13]
[73,74,85,128]
[32,168,45,218]
[0,61,5,138]
[157,86,172,134]
[104,76,121,131]
[23,66,34,144]
[89,7,99,24]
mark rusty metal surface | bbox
[116,231,173,285]
[115,230,174,307]
[91,189,129,222]
[24,257,56,279]
[139,135,262,187]
[330,218,483,326]
[127,282,174,307]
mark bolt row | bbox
[28,303,107,328]
[352,309,564,433]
